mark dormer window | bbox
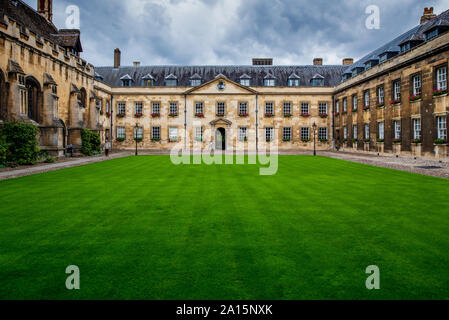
[400,42,411,53]
[94,72,104,82]
[399,35,424,54]
[425,28,439,40]
[288,73,300,87]
[264,74,276,87]
[165,74,178,87]
[423,20,449,41]
[311,74,324,87]
[365,58,379,70]
[142,74,154,87]
[240,74,251,86]
[120,74,133,87]
[351,67,365,77]
[190,73,202,86]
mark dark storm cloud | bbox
[22,0,449,66]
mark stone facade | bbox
[1,1,448,159]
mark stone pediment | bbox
[185,76,257,95]
[210,118,232,126]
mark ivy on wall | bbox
[0,122,39,166]
[81,129,101,156]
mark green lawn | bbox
[1,156,449,300]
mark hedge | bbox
[81,129,101,156]
[1,122,39,166]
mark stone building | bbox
[1,1,448,158]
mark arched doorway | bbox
[216,127,226,150]
[25,76,42,123]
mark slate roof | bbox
[95,65,347,87]
[2,0,82,50]
[344,9,449,79]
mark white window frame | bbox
[265,102,274,115]
[343,98,347,112]
[134,126,143,139]
[283,102,292,116]
[378,86,384,103]
[364,91,370,107]
[283,127,292,140]
[412,74,422,96]
[394,80,401,101]
[437,66,447,91]
[239,127,248,141]
[169,127,178,141]
[152,102,160,114]
[152,126,161,140]
[351,95,357,111]
[117,102,126,115]
[301,127,310,141]
[301,103,309,115]
[239,102,248,115]
[217,102,226,115]
[343,126,348,139]
[265,127,274,141]
[195,126,203,141]
[413,118,421,140]
[240,79,250,86]
[378,122,384,140]
[318,127,328,141]
[195,102,204,114]
[394,120,401,139]
[353,125,358,140]
[169,102,178,115]
[364,124,370,140]
[117,126,126,139]
[319,102,327,115]
[437,116,447,140]
[135,102,143,115]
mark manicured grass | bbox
[1,156,449,300]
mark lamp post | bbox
[135,123,139,156]
[313,122,317,156]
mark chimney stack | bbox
[342,58,354,65]
[37,0,53,23]
[420,7,436,24]
[114,48,121,69]
[252,58,273,66]
[313,58,323,66]
[133,61,141,67]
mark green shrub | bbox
[1,122,39,165]
[0,134,8,166]
[81,129,101,156]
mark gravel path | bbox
[1,150,448,181]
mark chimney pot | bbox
[37,0,53,23]
[133,61,141,67]
[114,48,121,69]
[420,7,436,24]
[252,58,273,66]
[313,58,323,66]
[342,58,354,65]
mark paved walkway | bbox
[0,152,131,181]
[1,150,448,181]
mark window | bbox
[336,100,340,114]
[393,80,401,101]
[311,78,324,87]
[239,127,248,141]
[117,102,126,115]
[378,122,384,140]
[169,102,178,115]
[142,79,153,87]
[283,127,292,140]
[190,79,201,87]
[195,102,203,114]
[412,74,422,96]
[240,79,250,86]
[400,42,411,53]
[239,102,248,115]
[19,89,27,115]
[437,116,447,140]
[319,103,327,115]
[342,98,347,112]
[288,79,300,87]
[364,90,370,107]
[169,127,178,141]
[394,120,401,139]
[135,102,143,115]
[426,28,438,40]
[343,126,347,139]
[377,86,384,103]
[105,101,110,113]
[134,126,143,140]
[319,127,328,141]
[152,127,161,140]
[353,125,358,140]
[264,79,276,87]
[195,126,203,141]
[283,102,292,116]
[301,103,309,115]
[152,102,160,114]
[121,79,132,87]
[117,126,126,139]
[265,102,274,115]
[436,66,447,91]
[364,124,370,140]
[265,127,274,141]
[165,79,177,87]
[352,95,358,111]
[301,127,310,141]
[217,102,225,116]
[413,118,421,140]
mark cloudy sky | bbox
[24,0,449,66]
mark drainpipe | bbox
[184,94,187,151]
[255,94,259,153]
[331,95,335,151]
[110,94,113,151]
